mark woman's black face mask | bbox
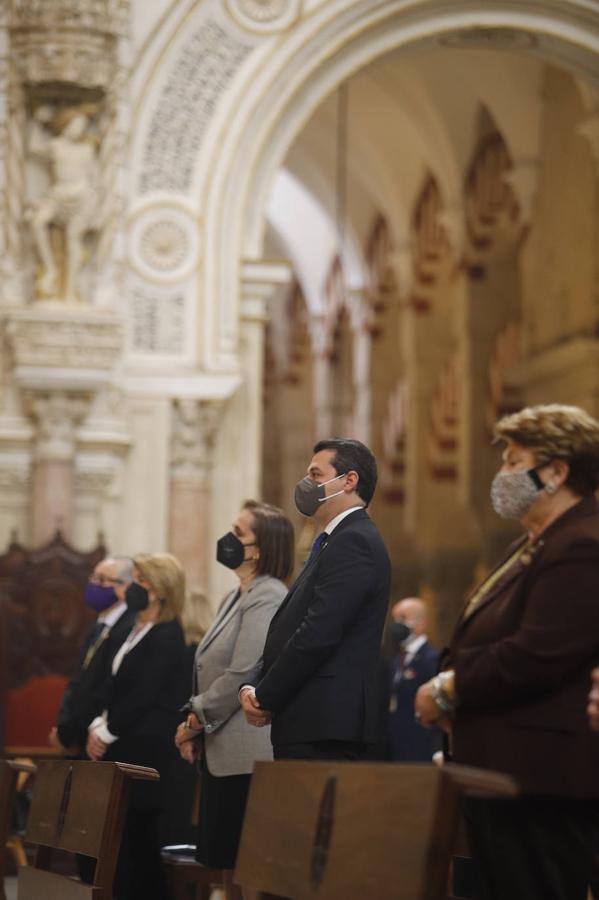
[216,532,257,570]
[125,581,150,612]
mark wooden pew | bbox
[0,759,36,900]
[234,761,517,900]
[17,759,159,900]
[161,779,225,899]
[161,845,224,900]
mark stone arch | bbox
[129,0,599,600]
[180,1,599,370]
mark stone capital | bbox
[25,389,92,461]
[241,259,293,322]
[170,397,225,482]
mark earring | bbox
[545,483,557,495]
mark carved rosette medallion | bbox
[129,203,201,284]
[225,0,302,34]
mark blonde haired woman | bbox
[87,552,188,900]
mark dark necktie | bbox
[89,620,107,645]
[83,621,107,668]
[307,531,327,563]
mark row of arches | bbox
[260,65,595,637]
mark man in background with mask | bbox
[49,555,135,756]
[240,438,391,761]
[387,597,442,762]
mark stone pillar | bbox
[240,261,292,495]
[169,398,223,640]
[26,390,90,544]
[311,314,333,439]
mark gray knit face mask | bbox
[490,468,545,520]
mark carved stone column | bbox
[169,398,223,640]
[3,305,125,546]
[240,261,292,493]
[26,390,91,544]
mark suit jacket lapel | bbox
[269,508,369,628]
[454,535,529,633]
[199,575,272,653]
[198,588,239,652]
[267,533,335,627]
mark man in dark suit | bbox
[387,597,442,762]
[240,438,391,761]
[49,555,135,755]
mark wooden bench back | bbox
[19,759,159,900]
[235,761,517,900]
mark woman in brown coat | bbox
[416,404,599,900]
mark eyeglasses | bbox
[89,576,125,586]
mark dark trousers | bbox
[273,740,369,761]
[114,807,170,900]
[463,795,599,900]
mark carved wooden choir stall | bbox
[0,531,105,757]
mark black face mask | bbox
[390,621,412,645]
[216,532,257,570]
[125,582,150,612]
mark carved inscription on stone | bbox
[4,313,122,369]
[129,286,186,354]
[140,21,251,194]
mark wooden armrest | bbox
[112,762,160,781]
[443,763,518,798]
[3,759,37,775]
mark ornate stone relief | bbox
[26,104,102,302]
[128,203,201,284]
[4,0,129,306]
[225,0,302,33]
[486,321,522,432]
[380,380,407,505]
[465,131,520,267]
[9,0,127,88]
[74,468,114,495]
[25,390,91,461]
[410,175,450,312]
[427,356,460,483]
[170,398,224,482]
[129,284,186,355]
[4,310,122,371]
[140,20,251,194]
[0,467,30,490]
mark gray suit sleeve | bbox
[191,580,284,732]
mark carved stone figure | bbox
[27,105,100,302]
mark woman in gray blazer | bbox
[175,499,294,899]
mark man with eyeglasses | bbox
[49,555,135,756]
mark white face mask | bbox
[490,467,546,520]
